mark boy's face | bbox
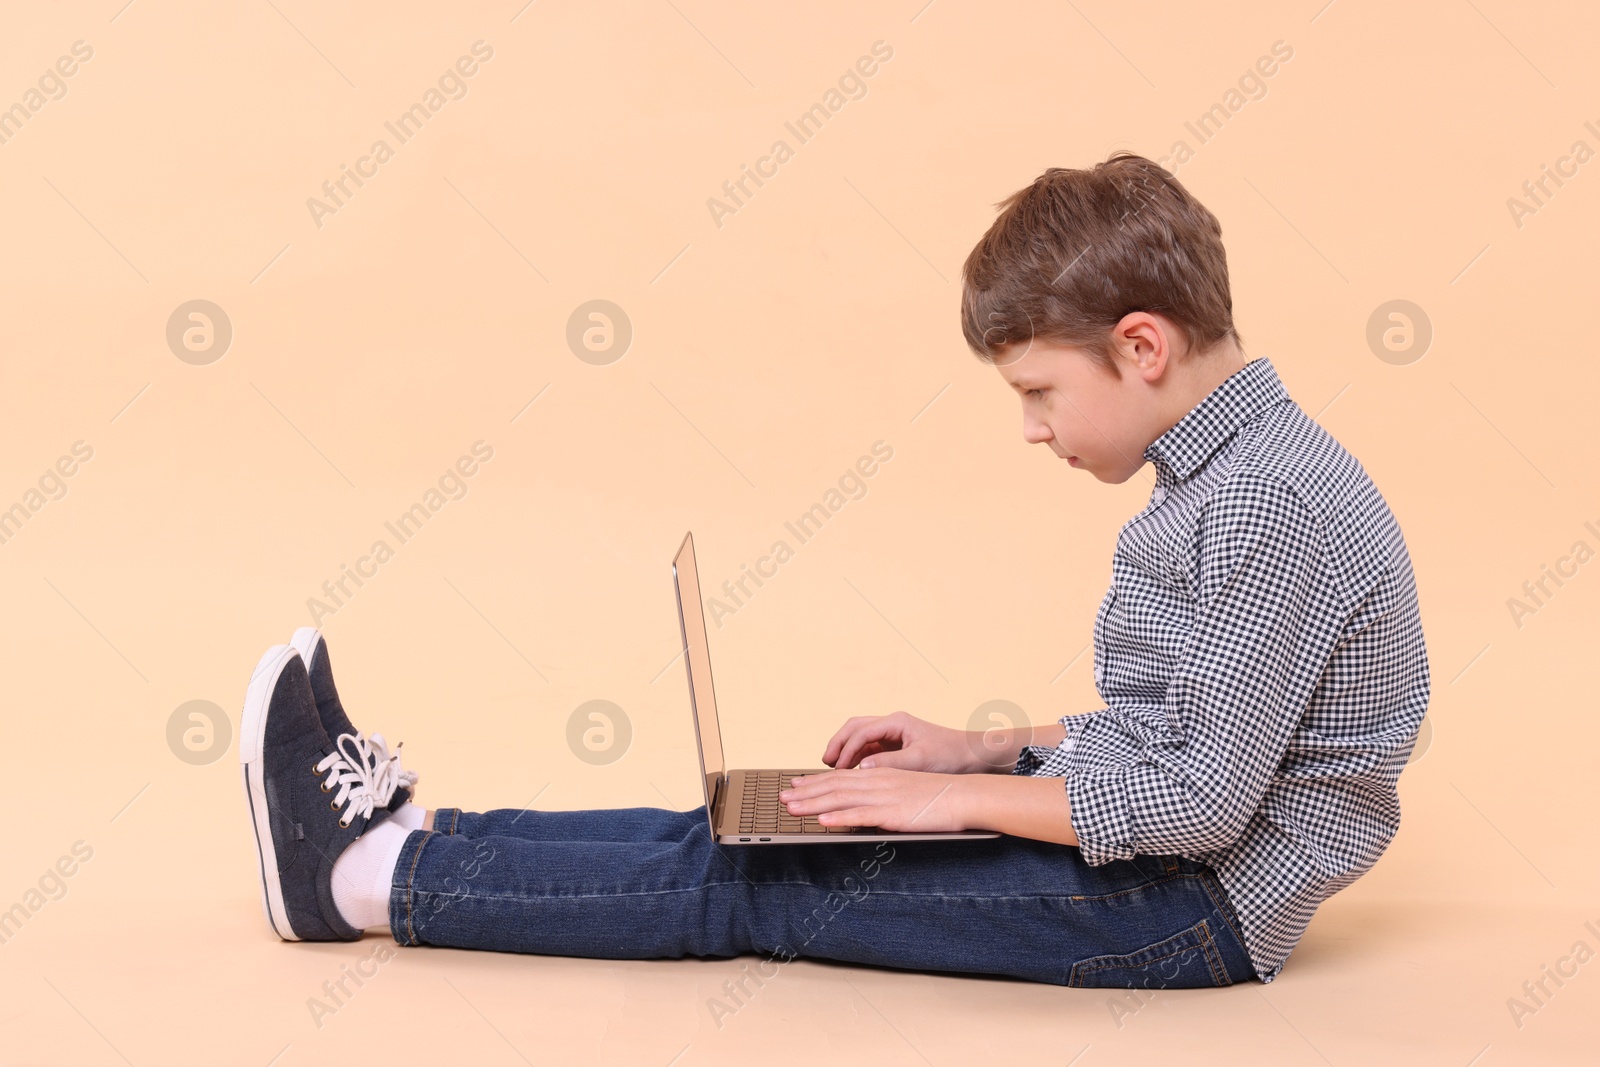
[992,325,1173,485]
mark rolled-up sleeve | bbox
[1055,475,1342,864]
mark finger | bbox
[821,717,878,765]
[781,771,837,797]
[783,781,878,816]
[816,805,878,828]
[858,748,917,770]
[833,743,885,769]
[832,716,908,767]
[780,784,851,815]
[782,768,866,802]
[835,718,906,770]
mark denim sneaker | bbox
[240,645,392,941]
[288,627,417,812]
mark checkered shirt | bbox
[1012,356,1430,983]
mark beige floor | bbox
[4,0,1598,1063]
[5,874,1598,1064]
[2,758,1595,1064]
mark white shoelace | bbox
[314,731,417,827]
[362,731,419,804]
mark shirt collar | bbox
[1142,357,1290,482]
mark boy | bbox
[240,152,1428,988]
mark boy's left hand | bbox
[779,767,968,832]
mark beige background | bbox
[0,1,1595,1063]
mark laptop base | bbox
[713,768,1000,845]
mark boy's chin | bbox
[1087,462,1141,485]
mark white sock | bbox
[331,818,409,931]
[391,802,426,831]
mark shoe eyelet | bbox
[311,761,322,775]
[329,799,340,811]
[339,818,351,829]
[320,782,331,792]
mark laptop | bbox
[672,531,1000,845]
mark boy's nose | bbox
[1023,418,1053,446]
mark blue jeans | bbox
[387,804,1258,989]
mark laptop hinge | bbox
[709,773,728,836]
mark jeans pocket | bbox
[1068,919,1233,989]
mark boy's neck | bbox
[1140,337,1249,448]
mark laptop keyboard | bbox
[738,771,860,835]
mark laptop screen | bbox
[672,532,725,835]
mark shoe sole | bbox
[288,626,322,673]
[240,644,302,942]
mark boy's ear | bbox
[1113,312,1173,382]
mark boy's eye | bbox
[1025,388,1045,400]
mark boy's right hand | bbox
[822,711,1001,775]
